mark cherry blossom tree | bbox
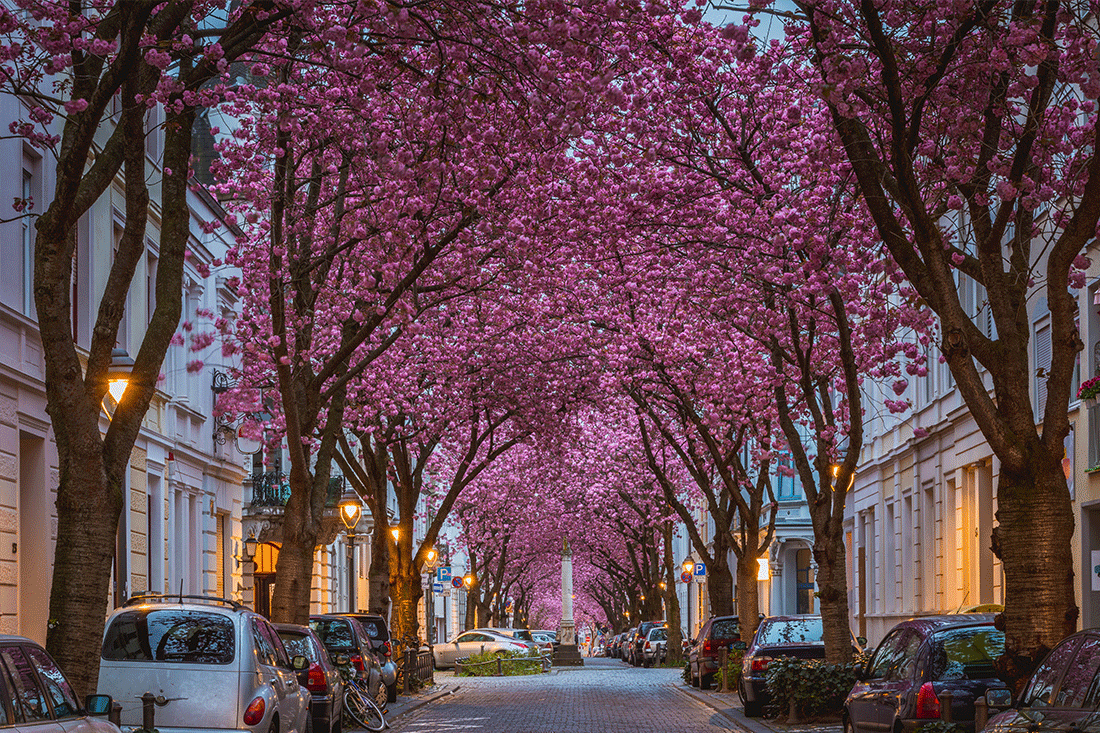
[778,0,1100,683]
[0,0,315,692]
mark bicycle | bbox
[339,665,386,731]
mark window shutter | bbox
[1035,319,1052,420]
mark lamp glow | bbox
[757,558,770,581]
[108,379,128,402]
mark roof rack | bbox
[122,594,246,611]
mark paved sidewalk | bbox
[675,683,843,733]
[384,678,461,723]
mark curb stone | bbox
[385,682,460,723]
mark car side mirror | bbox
[985,689,1014,709]
[85,694,112,716]
[856,636,868,648]
[291,655,309,671]
[334,654,349,666]
[732,640,747,651]
[854,665,868,681]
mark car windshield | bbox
[354,618,386,640]
[650,628,668,641]
[757,618,824,646]
[310,618,356,651]
[511,630,534,642]
[102,609,235,664]
[929,627,1005,680]
[278,632,317,662]
[711,619,740,641]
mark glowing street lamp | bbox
[337,487,363,612]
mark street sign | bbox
[694,561,707,578]
[434,583,444,594]
[680,570,693,583]
[438,566,452,583]
[451,576,464,589]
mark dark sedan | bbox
[984,629,1100,733]
[739,615,864,717]
[846,614,1006,733]
[275,623,344,733]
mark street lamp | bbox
[682,555,695,639]
[243,532,258,561]
[390,526,400,541]
[102,348,135,419]
[423,548,440,646]
[338,487,363,612]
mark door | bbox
[255,618,306,733]
[849,630,918,733]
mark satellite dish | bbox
[235,420,263,455]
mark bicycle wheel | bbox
[344,684,386,732]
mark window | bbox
[1057,635,1100,707]
[258,620,289,667]
[21,170,33,316]
[24,646,79,718]
[101,609,236,664]
[928,627,1004,681]
[1023,637,1082,707]
[252,618,278,667]
[710,619,741,641]
[868,630,914,681]
[310,618,356,651]
[757,617,823,645]
[277,632,316,662]
[1035,317,1052,420]
[0,646,49,721]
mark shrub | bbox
[456,649,545,677]
[764,653,869,720]
[915,722,965,733]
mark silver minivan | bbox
[98,595,311,733]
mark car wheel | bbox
[386,681,397,704]
[303,714,313,733]
[739,679,762,718]
[843,714,855,733]
[269,717,279,733]
[700,672,714,690]
[643,657,652,668]
[374,682,387,711]
[691,664,700,688]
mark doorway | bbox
[252,542,279,619]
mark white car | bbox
[98,595,311,733]
[433,629,534,669]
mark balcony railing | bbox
[250,472,346,507]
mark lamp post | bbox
[422,548,439,646]
[682,556,695,639]
[338,488,363,612]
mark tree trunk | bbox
[390,569,423,646]
[367,529,391,618]
[735,555,761,646]
[708,552,734,618]
[45,451,122,699]
[995,460,1076,691]
[812,500,852,665]
[270,470,321,623]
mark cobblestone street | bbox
[388,657,739,733]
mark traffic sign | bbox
[437,566,452,583]
[451,576,464,589]
[680,570,693,583]
[433,583,444,594]
[694,561,707,578]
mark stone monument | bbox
[553,537,584,666]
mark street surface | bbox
[389,657,738,733]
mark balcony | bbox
[243,473,356,546]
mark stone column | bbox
[553,538,583,666]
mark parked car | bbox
[0,634,120,733]
[99,594,311,733]
[631,622,665,667]
[530,632,556,657]
[983,628,1100,733]
[433,629,535,669]
[642,626,668,667]
[845,614,1005,733]
[739,615,864,717]
[323,613,398,703]
[620,627,638,664]
[531,629,560,654]
[275,623,344,733]
[308,615,386,709]
[689,615,741,690]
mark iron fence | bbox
[399,647,435,693]
[249,473,346,507]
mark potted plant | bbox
[1078,376,1100,403]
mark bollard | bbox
[939,689,954,723]
[719,647,729,692]
[496,656,503,677]
[975,696,988,732]
[403,649,411,695]
[141,693,156,732]
[456,660,463,675]
[109,702,122,727]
